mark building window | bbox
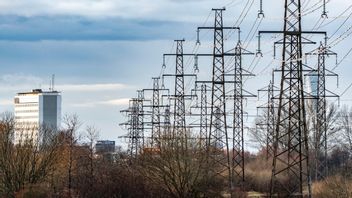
[15,110,39,113]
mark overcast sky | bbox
[0,0,351,148]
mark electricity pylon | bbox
[120,90,145,158]
[270,0,311,196]
[306,41,338,181]
[173,40,187,140]
[142,78,169,148]
[257,78,277,160]
[204,8,232,190]
[231,41,256,188]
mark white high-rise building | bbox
[14,89,61,145]
[306,73,319,109]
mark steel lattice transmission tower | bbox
[266,81,276,160]
[129,99,139,157]
[151,77,161,147]
[257,78,277,160]
[128,91,144,158]
[189,81,212,150]
[306,41,337,181]
[197,8,242,192]
[232,42,245,185]
[270,0,311,196]
[173,40,187,139]
[163,40,198,140]
[163,105,171,137]
[315,43,328,180]
[207,8,231,187]
[231,40,256,187]
[200,83,208,149]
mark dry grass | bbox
[245,156,272,193]
[247,191,266,197]
[312,175,352,198]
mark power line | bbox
[319,5,352,29]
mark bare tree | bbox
[249,115,268,149]
[86,126,99,192]
[306,102,340,149]
[306,102,340,180]
[62,114,82,198]
[0,112,63,197]
[138,130,220,198]
[337,105,352,154]
[74,126,99,198]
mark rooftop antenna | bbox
[52,74,55,91]
[50,74,55,91]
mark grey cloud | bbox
[0,15,194,41]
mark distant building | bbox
[95,140,116,154]
[305,74,319,108]
[14,89,61,145]
[311,74,319,97]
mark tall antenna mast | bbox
[49,74,55,91]
[51,74,55,91]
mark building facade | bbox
[95,140,116,154]
[14,89,61,145]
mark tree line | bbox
[0,103,351,197]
